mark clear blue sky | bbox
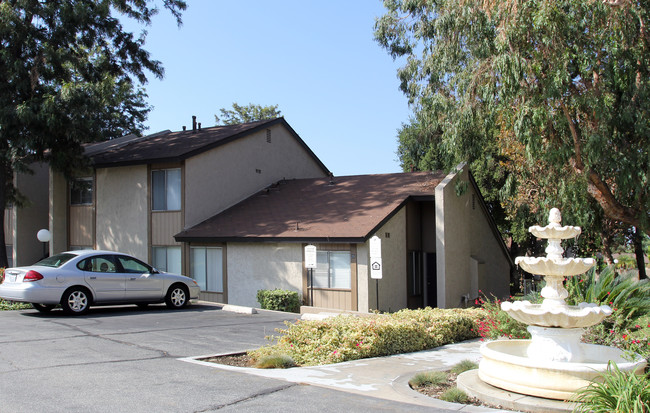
[125,1,411,176]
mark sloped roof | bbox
[175,171,446,243]
[84,117,328,173]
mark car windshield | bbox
[35,253,77,268]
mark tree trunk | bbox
[633,227,647,280]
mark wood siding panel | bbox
[151,211,182,245]
[199,291,224,303]
[69,206,94,246]
[312,289,352,311]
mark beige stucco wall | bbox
[95,165,148,260]
[184,124,328,229]
[12,162,49,265]
[366,207,408,312]
[435,165,510,308]
[226,243,303,308]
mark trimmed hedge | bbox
[256,289,300,313]
[249,307,484,366]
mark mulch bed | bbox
[201,353,254,368]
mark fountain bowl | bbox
[479,340,647,400]
[515,256,595,276]
[501,301,612,328]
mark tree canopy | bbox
[375,0,650,246]
[215,103,282,125]
[0,0,186,267]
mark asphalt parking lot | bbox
[0,304,455,413]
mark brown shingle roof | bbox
[85,118,328,173]
[175,171,446,243]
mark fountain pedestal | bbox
[478,208,647,400]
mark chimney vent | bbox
[192,115,197,132]
[182,126,186,131]
[198,122,201,130]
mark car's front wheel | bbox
[165,284,189,309]
[31,303,55,313]
[60,287,91,315]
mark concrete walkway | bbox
[182,339,510,412]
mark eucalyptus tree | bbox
[0,0,186,267]
[375,0,649,275]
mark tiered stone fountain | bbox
[478,208,647,400]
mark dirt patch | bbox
[201,353,253,368]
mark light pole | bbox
[37,229,51,259]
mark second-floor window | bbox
[152,169,181,211]
[70,178,93,205]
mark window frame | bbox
[190,246,223,293]
[151,246,182,275]
[313,250,352,290]
[70,177,94,206]
[151,168,181,211]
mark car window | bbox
[116,256,152,274]
[36,253,76,268]
[77,256,117,273]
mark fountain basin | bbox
[529,224,581,240]
[515,256,595,276]
[479,340,647,400]
[501,301,612,328]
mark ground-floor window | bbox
[190,247,223,292]
[314,251,351,289]
[152,246,182,275]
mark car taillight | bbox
[23,270,44,282]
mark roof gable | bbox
[85,118,328,174]
[175,171,445,243]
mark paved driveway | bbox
[0,304,453,412]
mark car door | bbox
[78,255,126,302]
[117,255,165,301]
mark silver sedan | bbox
[0,250,200,315]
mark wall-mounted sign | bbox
[305,245,317,269]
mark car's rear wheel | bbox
[60,287,91,315]
[165,284,188,309]
[31,303,55,313]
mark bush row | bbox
[249,307,484,366]
[256,289,300,313]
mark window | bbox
[190,247,223,292]
[152,169,181,211]
[313,251,351,289]
[115,255,153,274]
[152,246,181,275]
[70,178,93,205]
[77,255,117,272]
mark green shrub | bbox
[450,359,478,375]
[256,289,300,313]
[572,362,650,413]
[409,370,448,387]
[440,388,469,403]
[0,299,31,311]
[249,307,482,366]
[254,354,296,369]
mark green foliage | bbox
[450,360,478,375]
[440,388,469,404]
[215,103,281,125]
[256,289,300,313]
[375,0,650,241]
[409,370,448,387]
[473,294,530,340]
[565,267,650,329]
[248,307,482,366]
[0,0,186,267]
[572,362,650,413]
[0,299,31,311]
[253,354,296,369]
